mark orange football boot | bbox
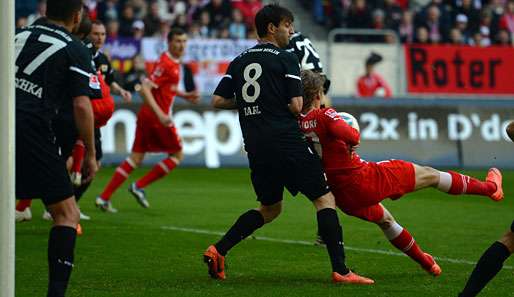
[423,253,442,277]
[203,245,225,280]
[332,271,374,284]
[486,168,503,201]
[76,224,83,236]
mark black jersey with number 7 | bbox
[214,42,304,153]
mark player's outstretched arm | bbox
[212,95,237,110]
[177,90,200,104]
[288,96,303,115]
[73,95,98,182]
[138,78,171,126]
[110,81,132,103]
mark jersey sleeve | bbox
[104,56,116,85]
[323,108,360,146]
[149,59,172,87]
[213,61,235,99]
[281,52,303,101]
[67,41,102,99]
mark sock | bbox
[459,241,511,297]
[100,158,136,200]
[74,181,92,203]
[135,158,177,189]
[438,171,496,197]
[215,209,264,256]
[71,140,85,175]
[47,226,77,297]
[317,208,349,275]
[390,228,433,269]
[16,199,32,211]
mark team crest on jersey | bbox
[153,66,163,77]
[324,109,341,121]
[89,75,101,89]
[100,64,108,73]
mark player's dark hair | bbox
[75,8,92,38]
[167,27,186,41]
[46,0,83,22]
[254,4,294,38]
[91,20,105,27]
[301,70,325,110]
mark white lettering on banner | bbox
[100,110,137,153]
[448,114,472,141]
[447,113,514,142]
[360,113,400,140]
[408,112,438,140]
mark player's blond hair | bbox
[301,70,324,110]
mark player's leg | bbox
[459,222,514,297]
[97,152,143,202]
[70,139,85,186]
[373,204,441,276]
[412,164,502,201]
[129,151,182,208]
[15,199,33,222]
[45,196,80,297]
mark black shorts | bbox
[16,118,73,205]
[248,143,330,206]
[53,114,103,161]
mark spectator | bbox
[188,21,202,38]
[469,30,486,46]
[347,0,373,31]
[420,5,446,43]
[144,1,162,36]
[218,24,231,39]
[454,0,481,32]
[27,0,46,25]
[372,9,386,30]
[495,28,512,45]
[499,0,514,35]
[399,11,415,43]
[229,9,247,39]
[449,27,466,44]
[232,0,263,28]
[382,0,403,31]
[415,26,431,43]
[132,20,145,40]
[127,0,148,19]
[187,0,204,25]
[174,14,189,32]
[119,4,137,37]
[455,14,472,43]
[199,10,212,38]
[106,19,120,39]
[356,52,393,98]
[97,0,120,22]
[204,0,232,29]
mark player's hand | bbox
[120,89,132,103]
[158,113,172,127]
[82,155,98,184]
[141,78,158,89]
[186,91,200,104]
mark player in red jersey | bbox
[298,70,504,277]
[95,28,199,212]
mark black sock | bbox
[459,241,511,297]
[74,181,91,203]
[317,208,349,275]
[47,226,77,297]
[215,209,264,256]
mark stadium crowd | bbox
[16,0,263,40]
[304,0,514,46]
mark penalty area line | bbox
[161,225,513,270]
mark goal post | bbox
[0,0,16,296]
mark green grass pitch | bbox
[16,168,514,297]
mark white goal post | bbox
[0,0,15,296]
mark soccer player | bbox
[95,28,199,212]
[204,4,373,284]
[298,70,504,277]
[15,1,98,296]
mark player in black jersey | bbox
[203,4,373,285]
[286,32,331,95]
[15,1,98,296]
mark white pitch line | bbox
[161,225,513,270]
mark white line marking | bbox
[161,225,513,270]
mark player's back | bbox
[299,108,364,173]
[225,43,304,153]
[15,21,93,125]
[286,32,323,72]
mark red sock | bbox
[71,140,85,174]
[100,159,135,200]
[16,199,32,211]
[390,229,433,269]
[447,171,496,196]
[136,158,177,189]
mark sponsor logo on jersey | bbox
[89,75,101,89]
[15,78,43,99]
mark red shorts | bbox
[131,119,182,154]
[328,159,415,222]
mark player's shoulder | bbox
[321,107,342,121]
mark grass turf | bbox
[15,168,514,297]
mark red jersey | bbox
[299,108,364,173]
[356,73,392,98]
[138,52,180,124]
[90,70,114,128]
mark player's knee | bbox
[377,215,395,230]
[313,192,336,211]
[51,203,80,227]
[171,151,184,163]
[258,203,282,223]
[499,231,514,254]
[415,165,439,188]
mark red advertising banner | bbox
[405,45,514,95]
